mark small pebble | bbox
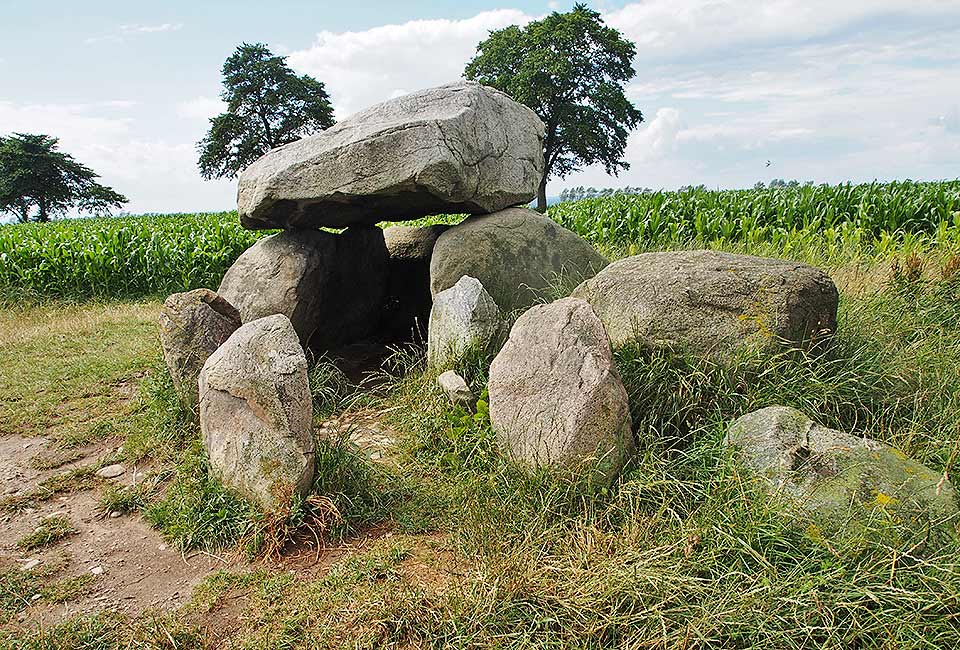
[21,559,41,571]
[91,566,104,575]
[31,593,41,601]
[110,511,121,519]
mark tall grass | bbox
[549,180,960,250]
[0,212,265,302]
[2,181,959,302]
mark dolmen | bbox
[158,78,953,546]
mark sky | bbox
[1,0,958,215]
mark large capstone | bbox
[488,297,634,483]
[198,315,314,510]
[238,81,545,230]
[572,250,838,358]
[218,227,388,349]
[727,406,959,544]
[430,208,609,314]
[427,275,505,369]
[158,288,241,411]
[380,224,449,343]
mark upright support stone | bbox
[218,227,388,350]
[430,208,609,314]
[488,297,634,483]
[427,275,505,369]
[158,288,241,411]
[198,315,314,510]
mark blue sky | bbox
[1,0,958,215]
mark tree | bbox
[465,4,643,212]
[198,43,336,179]
[0,133,127,223]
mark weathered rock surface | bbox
[488,297,634,482]
[431,208,609,314]
[727,406,959,541]
[380,224,449,342]
[427,275,505,368]
[572,250,838,358]
[218,227,388,349]
[238,81,545,230]
[437,370,475,408]
[158,288,242,410]
[95,464,126,479]
[198,315,314,510]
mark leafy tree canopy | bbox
[198,42,336,180]
[465,4,643,211]
[0,133,127,223]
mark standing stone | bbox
[158,288,241,411]
[427,275,505,369]
[430,208,609,314]
[572,250,838,358]
[218,227,388,349]
[380,224,449,342]
[727,406,959,544]
[198,315,314,510]
[488,298,634,482]
[238,81,545,230]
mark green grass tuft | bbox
[16,517,78,551]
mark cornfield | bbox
[549,180,960,248]
[1,180,959,302]
[0,212,266,301]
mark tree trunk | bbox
[38,196,48,222]
[536,173,548,213]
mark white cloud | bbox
[120,23,183,35]
[176,96,226,121]
[605,0,955,60]
[628,107,683,162]
[85,22,183,45]
[0,100,232,214]
[287,9,533,117]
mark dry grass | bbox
[0,300,160,445]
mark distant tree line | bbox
[557,180,832,203]
[755,179,816,189]
[559,186,651,202]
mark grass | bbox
[1,180,957,304]
[2,467,104,512]
[2,201,960,645]
[0,555,96,628]
[0,300,161,445]
[16,517,78,551]
[0,211,265,303]
[97,484,149,516]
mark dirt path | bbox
[0,432,229,628]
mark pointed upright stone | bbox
[199,315,314,510]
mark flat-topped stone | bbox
[238,81,545,230]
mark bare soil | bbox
[0,432,227,628]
